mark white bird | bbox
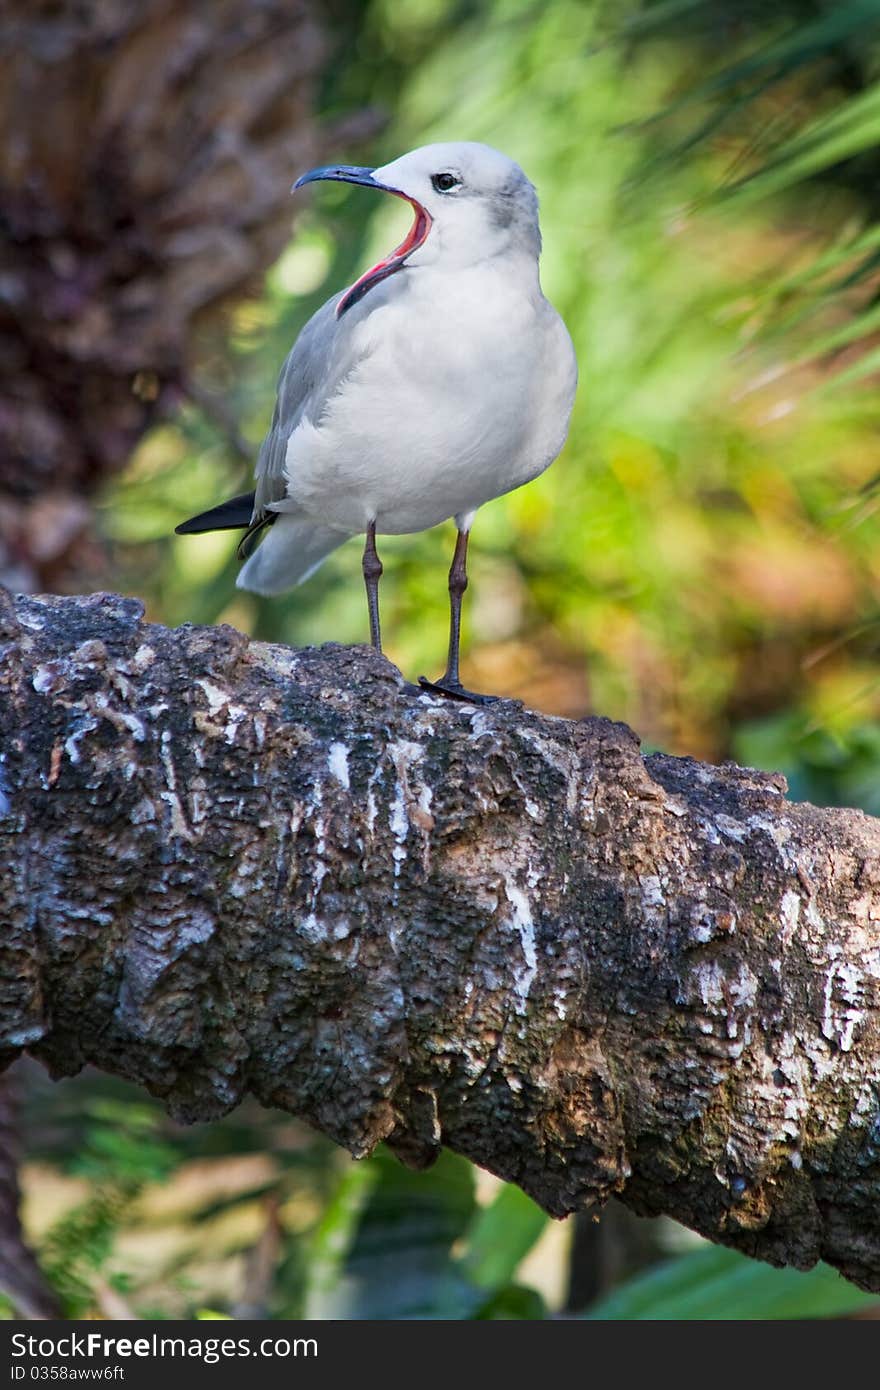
[177,141,577,702]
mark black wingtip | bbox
[175,491,257,536]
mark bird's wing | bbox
[252,292,374,518]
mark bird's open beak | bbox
[293,164,432,317]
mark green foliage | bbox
[300,1158,379,1315]
[26,0,880,1324]
[735,712,880,812]
[302,1149,550,1319]
[583,1243,879,1319]
[459,1183,549,1291]
[631,0,880,405]
[20,1071,346,1319]
[103,0,880,760]
[37,1100,177,1317]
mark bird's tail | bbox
[236,512,351,595]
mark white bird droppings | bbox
[32,664,60,695]
[196,678,248,743]
[93,689,146,742]
[390,785,408,860]
[416,781,434,827]
[301,913,327,943]
[748,815,797,869]
[158,731,191,840]
[63,715,99,766]
[716,813,748,843]
[504,871,537,1010]
[822,960,865,1053]
[387,739,426,877]
[639,874,666,913]
[196,679,230,716]
[469,710,496,741]
[132,643,156,673]
[328,741,351,789]
[780,889,801,947]
[306,780,329,904]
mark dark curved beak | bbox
[292,165,382,193]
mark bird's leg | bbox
[442,527,469,688]
[362,521,383,652]
[418,529,498,704]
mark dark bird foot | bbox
[417,675,500,706]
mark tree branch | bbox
[2,588,879,1290]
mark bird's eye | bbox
[431,172,460,193]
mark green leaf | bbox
[768,223,880,300]
[302,1160,378,1315]
[305,1149,479,1320]
[628,1,880,141]
[474,1284,548,1320]
[460,1184,549,1289]
[583,1245,880,1320]
[726,83,880,205]
[819,339,880,393]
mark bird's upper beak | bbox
[293,164,433,317]
[292,164,382,193]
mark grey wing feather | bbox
[252,293,367,519]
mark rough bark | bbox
[1,588,880,1290]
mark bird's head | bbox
[294,141,540,315]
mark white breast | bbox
[283,265,577,535]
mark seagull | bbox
[176,141,577,703]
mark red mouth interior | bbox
[337,193,432,317]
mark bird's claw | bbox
[417,675,500,706]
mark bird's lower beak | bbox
[292,165,382,193]
[293,161,433,319]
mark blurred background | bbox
[3,0,880,1319]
